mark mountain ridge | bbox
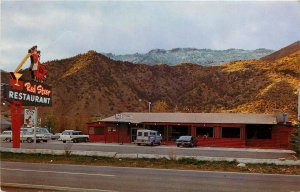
[104,48,274,66]
[261,41,300,62]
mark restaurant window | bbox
[246,125,272,139]
[196,127,214,138]
[222,127,240,138]
[171,126,189,141]
[107,127,116,132]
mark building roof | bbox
[100,112,278,125]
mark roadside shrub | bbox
[228,159,238,165]
[178,158,201,165]
[64,143,73,156]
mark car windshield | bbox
[178,136,192,141]
[37,128,50,134]
[62,131,71,135]
[22,131,32,135]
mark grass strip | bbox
[1,152,299,175]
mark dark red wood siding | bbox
[87,122,293,149]
[246,125,294,149]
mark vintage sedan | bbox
[176,136,197,148]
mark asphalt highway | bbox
[1,162,299,192]
[0,141,295,160]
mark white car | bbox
[0,130,12,142]
[51,133,61,140]
[21,127,52,143]
[60,130,89,143]
[0,130,35,143]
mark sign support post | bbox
[11,101,22,148]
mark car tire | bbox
[84,138,89,143]
[73,139,77,143]
[177,144,180,147]
[63,140,66,143]
[137,143,141,146]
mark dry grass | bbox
[1,152,299,175]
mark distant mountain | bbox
[261,41,300,62]
[104,48,274,66]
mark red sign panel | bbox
[5,81,52,106]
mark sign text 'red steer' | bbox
[6,81,52,106]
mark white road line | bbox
[0,168,115,177]
[1,182,118,192]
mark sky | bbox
[1,1,300,71]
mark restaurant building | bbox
[87,112,293,149]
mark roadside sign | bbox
[24,109,36,127]
[5,81,52,106]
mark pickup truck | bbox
[60,130,89,143]
[134,129,162,146]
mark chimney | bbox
[283,113,288,125]
[276,113,289,124]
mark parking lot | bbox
[0,140,296,160]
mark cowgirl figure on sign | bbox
[29,46,48,82]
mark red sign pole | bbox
[10,79,24,148]
[11,101,22,148]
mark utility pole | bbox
[139,99,151,113]
[148,101,151,113]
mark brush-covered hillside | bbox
[1,42,299,132]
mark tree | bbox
[42,116,56,133]
[152,100,169,112]
[291,124,300,154]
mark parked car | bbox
[51,133,61,140]
[60,130,89,143]
[134,129,162,146]
[0,130,35,143]
[176,136,197,148]
[21,130,35,143]
[21,127,52,143]
[0,130,12,142]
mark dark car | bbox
[176,136,197,148]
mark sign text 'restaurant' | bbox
[5,81,52,106]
